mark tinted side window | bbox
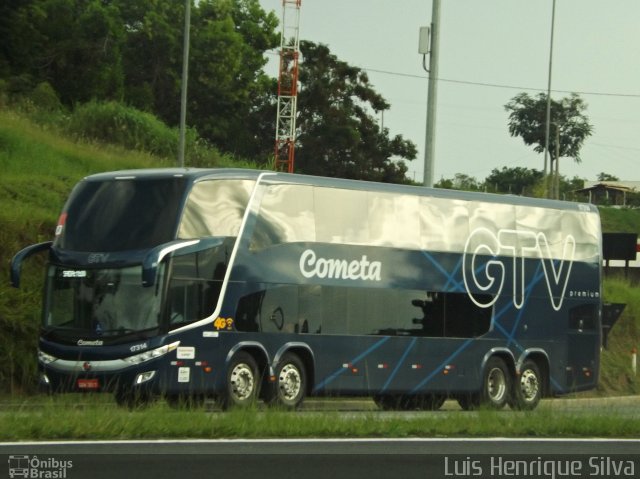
[251,185,422,251]
[569,304,597,331]
[165,241,231,330]
[179,179,254,239]
[59,178,187,251]
[234,284,491,338]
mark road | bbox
[2,396,639,478]
[2,438,640,479]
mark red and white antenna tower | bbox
[274,0,301,173]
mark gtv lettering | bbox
[299,249,382,281]
[462,228,575,311]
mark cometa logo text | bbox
[299,249,382,281]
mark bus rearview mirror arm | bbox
[141,238,222,287]
[10,241,53,288]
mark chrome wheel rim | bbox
[487,367,507,402]
[519,369,539,402]
[278,364,302,401]
[230,363,255,401]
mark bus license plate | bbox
[77,378,99,390]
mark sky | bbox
[258,0,640,184]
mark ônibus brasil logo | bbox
[8,455,73,478]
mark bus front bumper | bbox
[37,342,180,395]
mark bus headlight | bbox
[135,371,156,385]
[38,350,57,365]
[123,341,180,365]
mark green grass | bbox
[599,206,640,233]
[598,276,640,395]
[0,398,639,440]
[0,110,168,393]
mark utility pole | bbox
[543,0,556,198]
[420,0,441,187]
[178,0,191,168]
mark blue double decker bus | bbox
[11,168,602,409]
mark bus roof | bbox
[81,168,598,214]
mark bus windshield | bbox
[43,265,164,342]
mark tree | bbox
[113,0,279,157]
[504,92,593,199]
[295,41,416,183]
[3,0,125,104]
[115,0,184,118]
[597,172,619,182]
[434,173,481,191]
[484,166,543,196]
[186,0,279,156]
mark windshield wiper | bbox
[98,327,157,340]
[99,328,137,335]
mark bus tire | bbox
[374,394,445,411]
[166,394,206,409]
[456,393,480,411]
[373,394,397,410]
[480,356,511,409]
[267,353,306,409]
[114,387,151,409]
[416,394,447,411]
[510,360,542,410]
[223,351,260,409]
[374,395,416,410]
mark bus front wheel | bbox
[222,351,260,409]
[267,353,306,409]
[114,387,152,409]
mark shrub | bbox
[67,101,179,158]
[29,82,63,113]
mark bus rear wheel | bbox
[509,360,542,410]
[222,351,260,409]
[480,356,511,409]
[267,353,306,409]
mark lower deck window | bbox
[235,285,492,338]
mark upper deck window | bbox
[178,179,255,239]
[57,177,187,252]
[250,184,424,250]
[249,183,601,262]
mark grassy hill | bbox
[0,110,170,392]
[1,109,638,396]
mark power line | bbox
[590,142,640,152]
[362,67,640,99]
[265,49,640,98]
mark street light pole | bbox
[178,0,191,168]
[543,0,556,198]
[421,0,440,188]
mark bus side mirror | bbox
[141,238,222,287]
[10,241,53,288]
